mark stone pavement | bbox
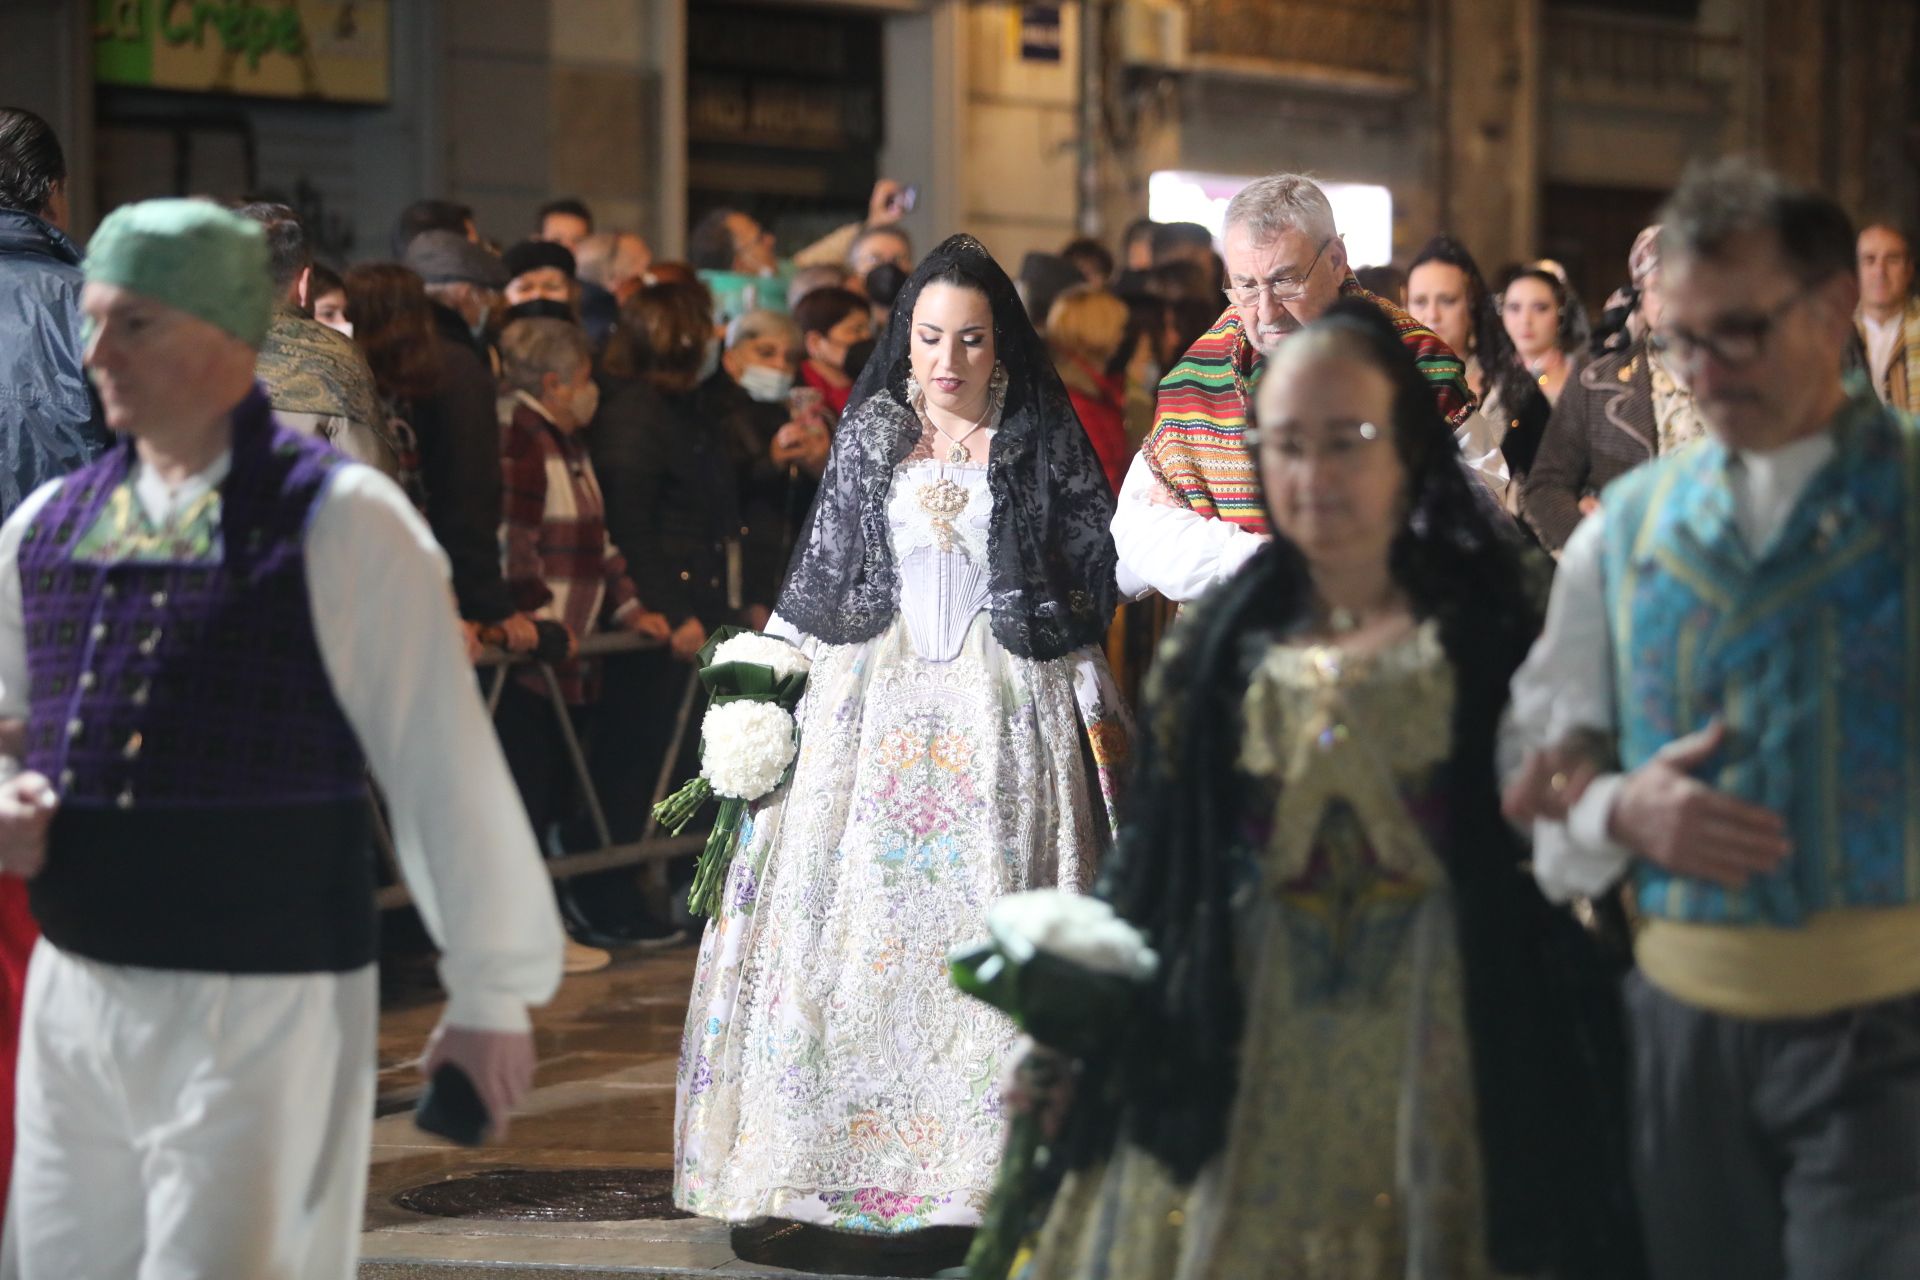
[361,948,968,1279]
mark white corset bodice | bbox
[886,458,992,662]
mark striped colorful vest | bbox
[1142,276,1474,531]
[1601,387,1920,925]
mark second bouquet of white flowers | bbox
[652,626,812,916]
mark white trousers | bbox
[3,941,376,1280]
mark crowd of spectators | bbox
[8,95,1917,976]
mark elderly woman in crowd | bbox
[707,308,828,619]
[495,317,671,966]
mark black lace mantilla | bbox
[774,234,1118,661]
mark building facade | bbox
[3,0,1915,290]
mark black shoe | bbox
[557,887,687,950]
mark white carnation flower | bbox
[699,700,800,801]
[987,889,1159,981]
[709,632,812,680]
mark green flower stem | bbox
[966,1110,1042,1280]
[651,777,713,835]
[685,797,748,918]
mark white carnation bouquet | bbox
[651,627,811,916]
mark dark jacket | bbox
[1521,339,1657,552]
[0,209,110,516]
[589,374,743,629]
[699,370,816,613]
[406,314,514,622]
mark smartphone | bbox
[892,184,919,216]
[415,1062,490,1146]
[788,385,826,429]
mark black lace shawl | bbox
[1056,300,1646,1279]
[773,234,1118,660]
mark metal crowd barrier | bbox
[367,597,1174,912]
[370,630,704,911]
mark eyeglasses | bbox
[1245,419,1383,462]
[1648,282,1817,371]
[1227,237,1332,306]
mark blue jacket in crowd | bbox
[0,208,110,518]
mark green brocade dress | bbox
[1029,622,1509,1280]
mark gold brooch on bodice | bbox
[915,477,971,552]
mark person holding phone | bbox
[707,309,828,626]
[687,179,915,328]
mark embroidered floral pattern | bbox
[674,564,1131,1233]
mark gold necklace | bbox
[925,400,993,464]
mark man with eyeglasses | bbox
[1505,158,1920,1278]
[1112,173,1474,602]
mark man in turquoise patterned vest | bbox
[1506,159,1920,1279]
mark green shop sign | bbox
[94,1,390,104]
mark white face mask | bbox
[569,379,600,425]
[737,363,794,404]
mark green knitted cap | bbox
[84,199,275,347]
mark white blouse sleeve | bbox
[1110,453,1268,604]
[306,466,564,1032]
[1506,513,1636,901]
[0,481,65,723]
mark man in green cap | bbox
[0,199,563,1279]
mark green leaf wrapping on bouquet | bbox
[950,942,1141,1060]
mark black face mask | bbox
[502,298,576,326]
[865,262,910,310]
[842,336,879,383]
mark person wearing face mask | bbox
[502,239,580,316]
[497,318,675,968]
[673,235,1128,1238]
[708,310,825,620]
[792,286,872,419]
[1112,173,1476,604]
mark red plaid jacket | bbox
[501,394,640,703]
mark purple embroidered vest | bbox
[18,388,376,973]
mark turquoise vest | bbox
[1600,388,1920,925]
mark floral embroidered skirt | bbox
[673,612,1129,1233]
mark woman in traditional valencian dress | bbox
[1023,299,1643,1280]
[674,235,1130,1234]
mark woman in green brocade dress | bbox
[1021,299,1644,1280]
